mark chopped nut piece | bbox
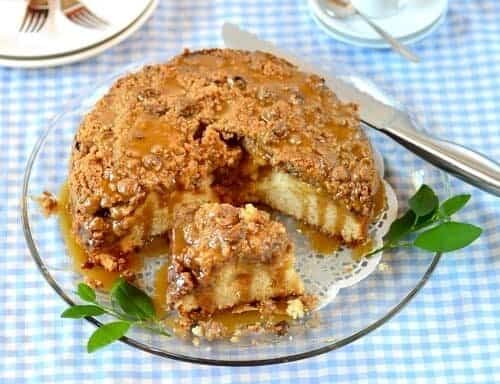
[227,76,247,90]
[116,178,139,197]
[256,86,273,101]
[274,320,290,336]
[96,253,118,272]
[289,91,304,105]
[142,154,162,171]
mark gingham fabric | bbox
[1,0,499,382]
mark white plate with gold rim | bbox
[0,0,157,68]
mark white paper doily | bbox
[137,179,398,311]
[288,179,398,309]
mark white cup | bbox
[351,0,408,19]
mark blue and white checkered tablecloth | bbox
[1,1,499,382]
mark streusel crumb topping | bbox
[69,49,379,253]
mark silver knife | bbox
[222,23,500,197]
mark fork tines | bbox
[19,7,49,33]
[67,7,109,29]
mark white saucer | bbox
[0,0,157,68]
[311,3,447,48]
[309,0,447,45]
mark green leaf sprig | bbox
[367,184,482,257]
[61,279,169,353]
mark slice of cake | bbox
[167,203,304,317]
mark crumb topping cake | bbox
[168,203,303,317]
[67,48,382,321]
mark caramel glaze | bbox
[59,180,381,336]
[297,182,386,257]
[60,179,386,287]
[58,183,143,290]
[69,49,380,260]
[163,308,292,339]
[297,222,342,254]
[60,178,385,292]
[212,308,291,335]
[60,182,175,292]
[63,49,387,335]
[153,263,169,316]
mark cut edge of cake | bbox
[166,203,308,320]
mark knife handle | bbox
[363,116,500,196]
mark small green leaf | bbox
[440,194,471,217]
[384,210,416,244]
[413,209,438,231]
[61,305,105,319]
[77,283,96,302]
[409,184,439,217]
[87,321,131,353]
[414,222,482,252]
[110,278,155,321]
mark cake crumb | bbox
[191,325,204,337]
[200,320,227,341]
[36,191,58,217]
[286,298,304,319]
[274,320,289,336]
[230,336,240,343]
[83,276,103,289]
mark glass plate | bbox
[21,58,447,366]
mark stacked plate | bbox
[308,0,448,48]
[0,0,158,68]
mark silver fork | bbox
[61,0,109,29]
[19,0,49,33]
